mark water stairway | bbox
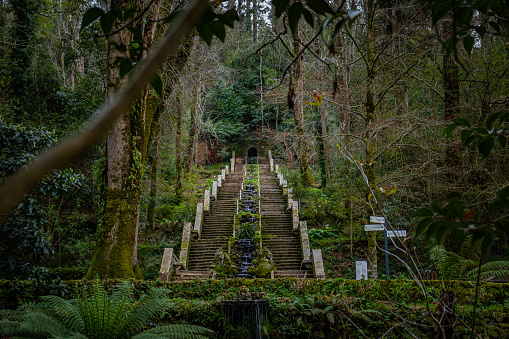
[167,154,324,281]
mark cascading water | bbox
[222,286,269,339]
[232,157,259,279]
[222,157,269,338]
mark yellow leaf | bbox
[336,144,341,150]
[368,192,372,200]
[387,188,397,195]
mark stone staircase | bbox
[259,159,311,278]
[175,165,244,281]
[172,156,317,281]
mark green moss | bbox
[85,187,141,280]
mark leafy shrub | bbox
[0,279,214,338]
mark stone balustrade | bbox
[269,149,326,279]
[192,202,204,239]
[158,248,178,281]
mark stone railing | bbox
[192,155,233,240]
[269,150,326,279]
[162,153,235,279]
[158,247,179,281]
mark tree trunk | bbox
[441,16,461,199]
[146,119,160,230]
[175,82,183,198]
[86,0,162,280]
[252,0,257,43]
[365,0,378,279]
[185,77,201,173]
[292,25,311,187]
[319,94,330,184]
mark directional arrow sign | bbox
[365,224,385,231]
[370,216,385,224]
[387,230,407,238]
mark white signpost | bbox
[370,216,385,224]
[356,261,368,280]
[365,215,407,279]
[387,230,407,238]
[364,224,385,231]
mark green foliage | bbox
[411,187,509,257]
[444,112,508,157]
[466,260,509,280]
[0,121,89,279]
[0,278,213,338]
[429,245,476,280]
[202,82,248,142]
[308,227,340,242]
[424,0,509,54]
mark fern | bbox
[132,325,215,339]
[466,261,509,280]
[429,245,476,280]
[0,279,213,339]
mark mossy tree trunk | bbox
[364,0,378,279]
[86,0,162,279]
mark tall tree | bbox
[292,23,312,186]
[86,0,163,279]
[8,0,39,119]
[364,0,378,279]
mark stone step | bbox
[274,270,312,278]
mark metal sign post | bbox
[370,216,390,279]
[384,225,389,279]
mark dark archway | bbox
[247,147,258,157]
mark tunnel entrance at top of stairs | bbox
[247,147,258,158]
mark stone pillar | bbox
[292,200,299,234]
[221,169,226,181]
[231,151,235,172]
[192,202,204,239]
[158,247,174,282]
[217,174,222,188]
[212,181,218,201]
[269,158,274,172]
[204,189,210,215]
[275,164,279,174]
[287,187,293,211]
[178,221,192,268]
[312,249,326,279]
[226,165,229,174]
[300,221,311,261]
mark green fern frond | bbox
[467,261,509,280]
[429,245,474,280]
[1,310,75,338]
[0,279,213,339]
[37,296,85,333]
[120,287,169,337]
[132,324,214,339]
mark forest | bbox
[0,0,508,337]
